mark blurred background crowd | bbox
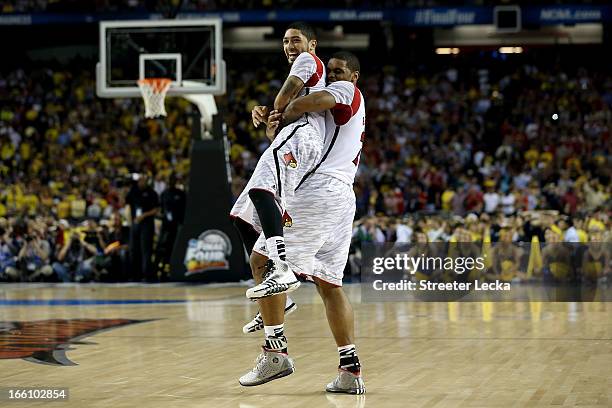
[1,38,610,283]
[0,65,190,282]
[2,52,610,283]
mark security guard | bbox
[155,174,186,278]
[126,173,159,282]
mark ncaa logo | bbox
[184,230,233,276]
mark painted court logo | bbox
[283,152,298,168]
[0,319,152,366]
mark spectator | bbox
[52,230,99,282]
[483,181,500,214]
[155,173,186,278]
[17,229,53,281]
[501,190,516,216]
[126,174,159,282]
[0,221,18,280]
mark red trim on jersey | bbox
[352,149,361,166]
[330,85,361,126]
[304,52,324,87]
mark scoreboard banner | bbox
[1,6,611,26]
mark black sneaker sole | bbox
[326,387,366,395]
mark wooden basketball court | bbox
[1,283,610,407]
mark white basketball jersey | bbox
[287,52,327,140]
[308,80,365,186]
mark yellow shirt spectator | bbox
[441,189,454,211]
[1,143,15,161]
[70,197,87,219]
[57,201,70,219]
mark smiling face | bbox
[283,28,316,65]
[327,58,359,84]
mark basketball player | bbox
[230,22,327,300]
[239,52,366,394]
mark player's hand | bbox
[268,110,282,127]
[266,110,281,140]
[252,106,269,128]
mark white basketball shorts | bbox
[253,173,356,287]
[230,121,323,230]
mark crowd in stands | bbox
[0,51,610,282]
[226,57,610,217]
[0,65,189,282]
[225,54,610,281]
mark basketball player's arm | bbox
[273,75,305,113]
[280,90,336,126]
[265,91,335,140]
[252,78,303,126]
[267,90,336,134]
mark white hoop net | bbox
[137,78,172,118]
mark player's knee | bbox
[314,277,342,298]
[250,251,268,282]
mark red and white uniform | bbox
[230,52,326,228]
[254,80,366,286]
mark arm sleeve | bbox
[324,81,355,105]
[288,52,317,84]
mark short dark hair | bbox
[286,22,316,42]
[331,51,360,73]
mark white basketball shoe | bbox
[246,259,300,299]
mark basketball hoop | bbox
[137,78,172,118]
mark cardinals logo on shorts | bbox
[283,152,298,168]
[282,210,293,227]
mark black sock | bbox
[264,324,288,353]
[339,344,361,374]
[248,189,283,238]
[248,189,285,260]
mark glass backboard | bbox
[97,18,225,97]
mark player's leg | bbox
[233,202,296,334]
[315,278,354,347]
[248,188,286,261]
[252,250,286,325]
[242,237,297,334]
[232,216,259,256]
[245,125,319,299]
[307,176,365,394]
[314,277,365,394]
[239,250,294,386]
[231,162,300,300]
[240,188,329,386]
